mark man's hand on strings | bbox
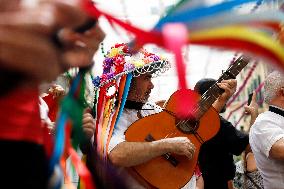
[213,79,237,112]
[217,79,237,101]
[161,137,196,160]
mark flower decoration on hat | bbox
[93,43,170,88]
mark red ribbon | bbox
[81,0,163,49]
[190,38,283,68]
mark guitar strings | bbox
[174,70,233,131]
[166,58,245,137]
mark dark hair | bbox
[194,78,226,113]
[194,78,216,95]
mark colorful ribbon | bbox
[81,1,284,78]
[49,68,95,189]
[189,26,284,68]
[105,75,127,155]
[114,73,133,129]
[155,0,258,30]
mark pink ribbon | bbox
[162,24,198,118]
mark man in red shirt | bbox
[0,1,104,188]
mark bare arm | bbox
[196,175,204,189]
[244,91,259,127]
[109,137,195,167]
[213,79,237,112]
[246,152,258,172]
[269,138,284,160]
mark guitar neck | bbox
[195,56,250,119]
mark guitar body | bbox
[125,89,220,189]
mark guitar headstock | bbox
[225,56,250,79]
[196,55,250,119]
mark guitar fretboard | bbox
[194,56,250,120]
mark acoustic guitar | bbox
[125,56,250,189]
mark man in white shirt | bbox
[108,71,237,189]
[250,70,284,189]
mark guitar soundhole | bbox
[176,118,199,134]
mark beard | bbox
[133,89,151,103]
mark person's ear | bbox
[280,87,284,97]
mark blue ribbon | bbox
[49,112,67,171]
[155,0,258,30]
[49,72,82,172]
[114,73,133,129]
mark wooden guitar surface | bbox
[125,89,220,189]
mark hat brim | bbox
[96,60,170,88]
[132,60,170,77]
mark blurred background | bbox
[90,0,283,131]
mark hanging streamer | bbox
[69,148,95,189]
[100,98,115,157]
[182,11,284,32]
[155,0,258,30]
[49,68,95,189]
[114,73,133,128]
[162,23,188,89]
[190,26,284,67]
[94,88,105,154]
[82,0,163,48]
[105,75,127,155]
[81,1,284,78]
[162,23,197,118]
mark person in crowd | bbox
[41,84,66,123]
[241,91,264,189]
[194,78,252,189]
[249,70,284,189]
[0,1,105,188]
[39,83,96,188]
[107,65,236,188]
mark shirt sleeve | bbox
[108,129,126,153]
[107,113,131,153]
[251,119,284,158]
[221,117,249,155]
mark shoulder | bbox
[250,111,284,134]
[249,111,284,156]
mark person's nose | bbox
[149,80,154,89]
